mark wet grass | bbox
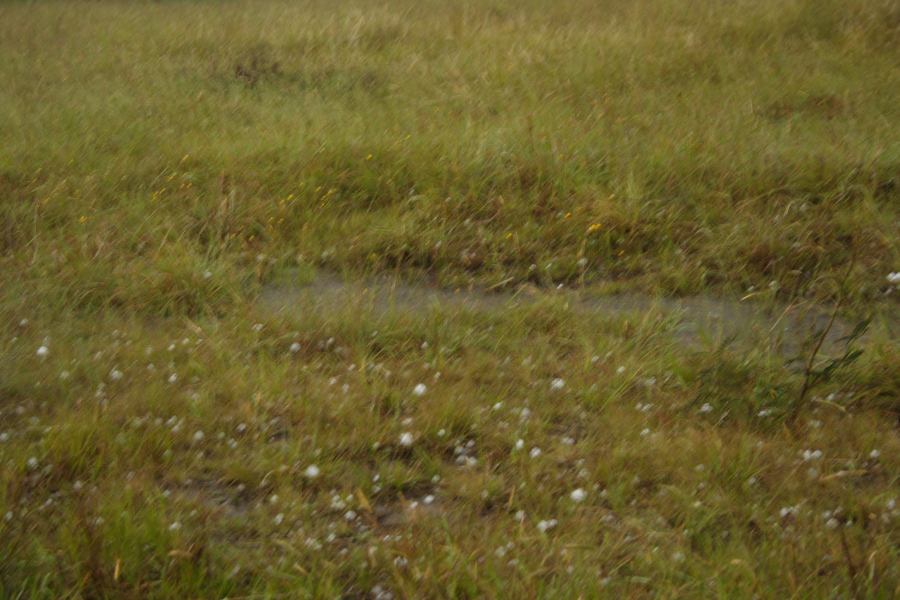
[1,0,898,597]
[2,0,899,304]
[2,302,898,598]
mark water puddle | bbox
[259,271,879,355]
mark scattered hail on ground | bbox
[1,0,897,597]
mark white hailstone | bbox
[886,498,896,510]
[73,480,83,491]
[202,270,213,279]
[0,432,8,442]
[412,383,427,397]
[529,447,542,459]
[757,408,773,417]
[26,457,39,470]
[59,370,70,380]
[251,323,263,332]
[304,464,320,479]
[536,518,558,533]
[616,366,626,375]
[570,488,587,503]
[169,521,182,531]
[577,257,588,268]
[236,423,247,434]
[109,368,123,381]
[19,318,28,327]
[273,513,284,525]
[167,373,178,384]
[36,345,49,358]
[492,402,503,411]
[779,506,799,519]
[344,510,358,521]
[514,439,525,451]
[289,342,301,354]
[550,378,565,391]
[305,537,322,550]
[372,584,394,600]
[193,431,205,443]
[514,510,526,522]
[825,518,839,530]
[3,511,12,522]
[422,495,435,505]
[869,449,880,459]
[699,403,713,414]
[887,272,900,284]
[437,428,446,438]
[399,432,414,447]
[801,449,822,462]
[640,428,651,437]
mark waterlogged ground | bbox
[260,270,884,355]
[2,273,898,598]
[1,0,899,596]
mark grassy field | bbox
[1,0,898,597]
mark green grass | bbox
[1,0,898,597]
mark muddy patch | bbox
[172,478,254,518]
[259,272,883,355]
[373,497,445,529]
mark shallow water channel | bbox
[259,271,882,357]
